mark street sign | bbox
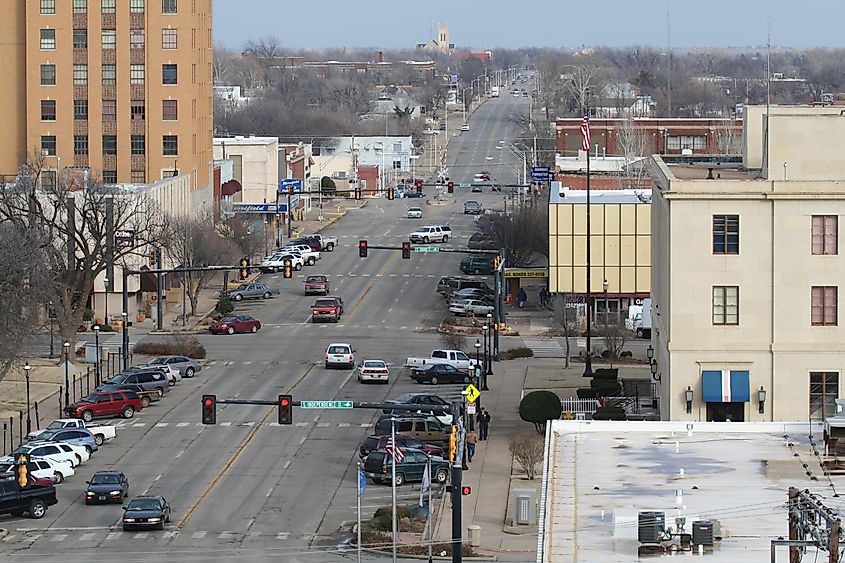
[466,403,477,415]
[465,384,481,404]
[458,183,471,188]
[414,246,440,253]
[279,178,303,193]
[300,400,354,409]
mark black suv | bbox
[363,449,450,486]
[460,256,494,275]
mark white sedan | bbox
[357,360,390,384]
[407,207,423,219]
[0,456,75,484]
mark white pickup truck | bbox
[309,234,338,252]
[404,349,477,372]
[27,418,117,446]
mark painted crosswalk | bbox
[0,528,320,545]
[522,338,566,358]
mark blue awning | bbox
[701,370,750,403]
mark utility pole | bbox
[450,400,464,563]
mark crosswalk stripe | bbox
[50,534,67,542]
[522,338,566,358]
[276,532,289,540]
[191,531,206,539]
[78,532,95,541]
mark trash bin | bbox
[467,525,481,547]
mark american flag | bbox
[580,111,591,152]
[385,436,404,463]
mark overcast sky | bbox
[213,0,845,51]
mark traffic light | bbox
[461,486,472,496]
[493,255,501,270]
[387,188,394,201]
[239,257,249,280]
[447,181,454,193]
[402,241,411,259]
[201,394,217,425]
[359,240,368,258]
[278,394,292,425]
[415,179,423,193]
[149,249,156,266]
[448,425,457,461]
[14,454,31,489]
[283,260,292,279]
[354,187,362,200]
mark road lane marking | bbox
[316,422,330,427]
[176,422,190,427]
[266,487,274,497]
[191,531,206,539]
[276,532,289,540]
[295,422,308,427]
[299,436,306,444]
[133,532,149,539]
[220,422,232,426]
[50,534,67,542]
[105,532,120,541]
[155,422,168,428]
[339,368,355,389]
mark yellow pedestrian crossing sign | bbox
[465,384,481,404]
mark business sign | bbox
[279,178,303,193]
[232,198,299,214]
[114,229,135,248]
[504,268,548,279]
[531,166,552,182]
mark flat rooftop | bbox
[539,420,836,562]
[667,164,758,180]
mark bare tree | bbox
[485,204,548,267]
[600,320,629,359]
[617,118,650,188]
[564,65,605,114]
[550,293,581,368]
[714,119,740,154]
[509,434,545,480]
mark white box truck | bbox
[631,298,652,338]
[491,86,499,98]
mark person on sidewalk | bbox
[466,429,478,462]
[518,288,527,309]
[538,288,547,308]
[477,408,491,441]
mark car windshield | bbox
[46,421,67,429]
[314,300,335,307]
[306,276,326,283]
[363,361,386,368]
[127,499,160,511]
[91,474,120,484]
[328,346,350,354]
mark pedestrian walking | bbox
[539,288,547,308]
[466,430,478,462]
[518,288,527,309]
[477,408,491,441]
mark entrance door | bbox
[706,402,745,422]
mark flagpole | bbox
[583,107,594,378]
[391,417,398,563]
[428,455,433,563]
[357,461,362,563]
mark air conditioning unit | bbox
[638,511,665,543]
[692,520,714,546]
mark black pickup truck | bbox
[0,479,58,519]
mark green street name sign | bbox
[300,400,354,409]
[458,183,471,188]
[414,246,440,253]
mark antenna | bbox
[666,4,671,118]
[762,20,771,175]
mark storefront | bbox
[701,370,750,422]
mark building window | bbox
[40,64,56,85]
[101,29,116,49]
[162,99,177,120]
[41,100,56,121]
[74,99,88,120]
[130,64,145,84]
[130,0,144,12]
[102,135,117,155]
[811,286,838,326]
[810,372,839,421]
[162,28,177,49]
[162,169,178,179]
[103,170,117,184]
[812,215,838,256]
[131,135,146,155]
[130,101,145,120]
[162,0,177,13]
[131,170,146,183]
[41,135,57,156]
[102,100,116,121]
[73,64,88,85]
[191,63,196,84]
[162,64,177,85]
[162,135,178,156]
[40,29,56,50]
[72,0,87,12]
[713,214,739,255]
[101,0,115,13]
[102,64,116,85]
[74,135,88,155]
[666,135,707,151]
[130,28,145,49]
[73,29,87,49]
[40,0,56,14]
[712,286,739,325]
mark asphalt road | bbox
[0,96,530,562]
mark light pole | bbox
[481,324,489,391]
[603,279,609,331]
[48,300,54,358]
[63,341,70,409]
[485,313,493,384]
[93,325,101,386]
[473,338,482,431]
[24,362,32,434]
[121,312,128,366]
[103,277,109,326]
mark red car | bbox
[311,296,343,323]
[304,275,330,296]
[64,390,145,421]
[208,315,262,335]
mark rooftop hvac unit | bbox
[638,511,665,544]
[692,520,714,546]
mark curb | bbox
[0,528,6,540]
[358,546,497,561]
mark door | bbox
[0,481,18,512]
[414,421,431,442]
[705,402,745,422]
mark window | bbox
[74,135,88,155]
[713,214,739,254]
[162,99,177,120]
[161,169,178,178]
[162,0,177,13]
[40,29,56,50]
[162,135,178,156]
[102,64,116,85]
[130,101,145,120]
[73,29,87,49]
[72,0,86,12]
[131,135,145,155]
[102,135,117,155]
[162,64,177,85]
[130,28,145,49]
[712,286,739,325]
[103,170,117,184]
[162,28,177,49]
[812,286,838,326]
[101,29,116,49]
[40,0,56,14]
[131,170,146,183]
[812,215,838,255]
[130,0,144,12]
[102,100,116,121]
[101,0,115,13]
[73,64,88,85]
[41,135,56,156]
[40,100,56,121]
[40,64,56,85]
[666,135,707,151]
[810,372,839,420]
[74,99,88,120]
[130,64,145,84]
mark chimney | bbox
[374,50,384,63]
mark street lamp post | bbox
[63,341,70,408]
[121,312,128,366]
[93,325,101,386]
[481,324,490,391]
[603,279,609,331]
[103,277,109,326]
[48,300,54,358]
[24,362,32,434]
[485,313,494,382]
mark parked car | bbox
[409,225,449,244]
[225,282,280,301]
[280,244,320,265]
[374,414,449,445]
[208,315,261,335]
[85,471,129,504]
[405,349,477,371]
[357,360,390,384]
[288,237,322,252]
[260,253,304,273]
[411,364,472,385]
[468,232,497,250]
[97,370,168,398]
[363,449,450,486]
[26,419,116,446]
[11,442,82,468]
[122,495,171,531]
[140,356,201,378]
[0,479,58,519]
[464,201,482,215]
[449,299,495,317]
[325,343,355,369]
[65,391,144,422]
[437,276,473,296]
[407,207,423,219]
[33,428,99,455]
[298,234,337,252]
[110,384,161,408]
[441,279,492,299]
[304,275,330,295]
[359,435,444,459]
[0,457,74,484]
[460,122,470,131]
[382,392,453,424]
[452,287,495,302]
[312,296,343,323]
[460,256,494,275]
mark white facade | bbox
[212,136,279,205]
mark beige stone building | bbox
[649,108,845,422]
[0,0,214,207]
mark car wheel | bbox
[156,388,164,399]
[263,292,271,299]
[28,500,47,519]
[185,367,195,378]
[326,243,334,251]
[442,235,448,242]
[227,327,235,335]
[85,445,93,454]
[463,375,471,384]
[370,477,379,484]
[325,362,330,369]
[234,294,243,302]
[250,325,258,333]
[307,258,316,266]
[295,263,302,271]
[94,434,105,446]
[435,469,448,484]
[53,471,64,484]
[431,376,439,385]
[423,236,429,243]
[122,406,135,419]
[123,526,130,532]
[81,410,94,422]
[141,397,151,409]
[393,473,405,486]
